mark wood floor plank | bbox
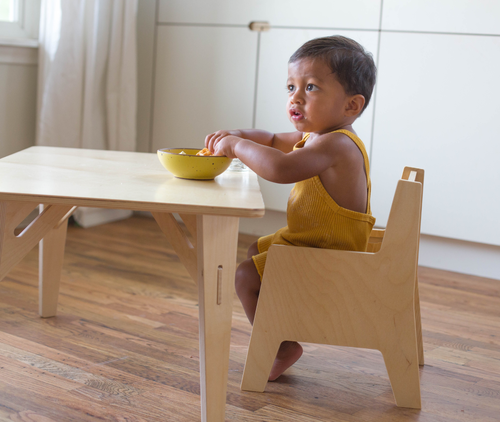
[1,215,499,421]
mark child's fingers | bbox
[213,141,228,157]
[205,132,219,151]
[207,130,240,152]
[207,130,230,152]
[205,132,217,150]
[208,134,221,152]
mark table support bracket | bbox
[152,212,198,285]
[0,201,74,283]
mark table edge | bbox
[0,193,266,218]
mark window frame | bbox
[0,0,40,40]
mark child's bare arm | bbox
[214,131,347,184]
[205,129,302,154]
[205,129,272,151]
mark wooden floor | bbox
[1,215,499,421]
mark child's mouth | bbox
[290,109,304,121]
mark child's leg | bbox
[236,241,303,381]
[235,241,261,325]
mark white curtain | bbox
[36,0,138,227]
[37,0,137,150]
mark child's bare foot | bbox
[268,341,303,381]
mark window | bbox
[0,0,18,22]
[0,0,40,40]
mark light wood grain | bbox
[0,145,265,422]
[241,168,425,409]
[1,215,500,421]
[152,212,198,284]
[179,213,198,248]
[38,204,70,318]
[0,202,73,282]
[197,214,239,421]
[0,146,265,217]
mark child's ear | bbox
[345,94,365,117]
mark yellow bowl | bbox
[157,148,232,180]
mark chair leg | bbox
[381,321,421,409]
[240,326,281,392]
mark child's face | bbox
[286,58,354,134]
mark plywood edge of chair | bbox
[367,228,385,253]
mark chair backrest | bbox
[367,167,424,255]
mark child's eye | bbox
[287,85,295,93]
[307,84,318,91]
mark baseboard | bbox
[134,209,288,238]
[238,209,287,237]
[73,207,133,228]
[419,234,500,280]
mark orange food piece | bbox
[196,148,213,156]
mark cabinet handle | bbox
[249,21,271,32]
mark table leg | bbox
[39,206,72,317]
[197,214,239,422]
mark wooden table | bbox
[0,146,265,421]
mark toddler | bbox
[205,35,377,381]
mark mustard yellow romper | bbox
[252,129,376,279]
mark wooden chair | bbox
[240,167,425,409]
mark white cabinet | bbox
[255,28,379,211]
[382,0,500,35]
[152,26,257,151]
[371,31,500,246]
[159,0,381,29]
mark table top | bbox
[0,146,265,218]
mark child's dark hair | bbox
[289,35,376,114]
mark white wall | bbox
[0,44,38,158]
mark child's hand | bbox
[205,130,242,153]
[213,136,241,159]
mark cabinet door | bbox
[255,29,379,211]
[152,26,257,151]
[371,32,500,246]
[382,0,500,35]
[159,0,381,29]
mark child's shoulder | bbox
[304,130,366,172]
[308,129,362,153]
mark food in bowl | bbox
[157,148,232,180]
[196,148,213,156]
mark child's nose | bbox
[290,91,304,104]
